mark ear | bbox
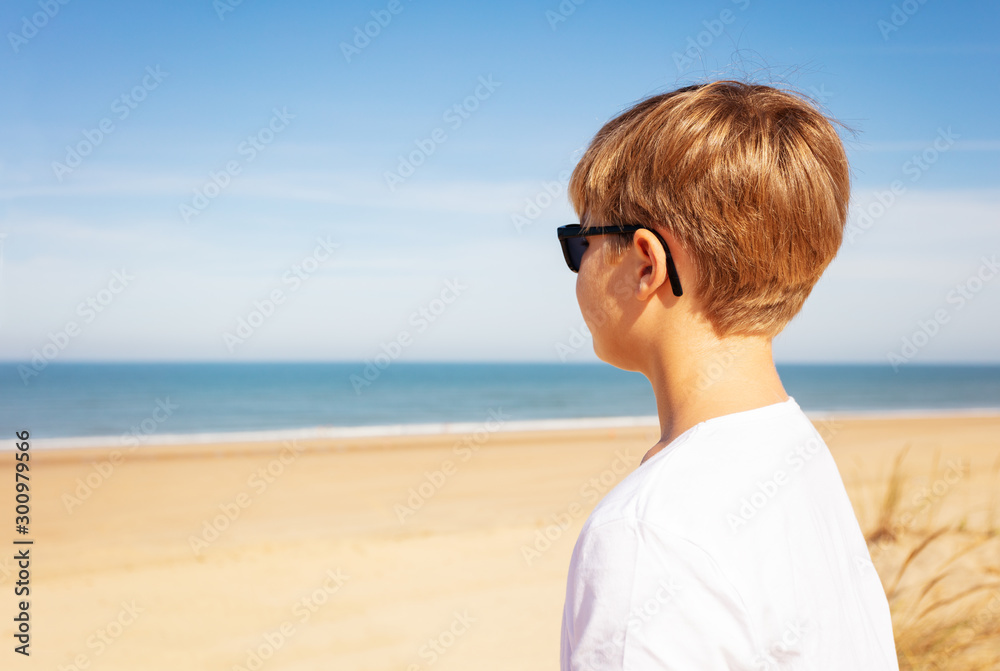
[632,229,670,301]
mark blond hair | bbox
[569,80,851,337]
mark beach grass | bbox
[865,446,1000,670]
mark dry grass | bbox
[863,446,1000,670]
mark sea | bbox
[1,362,999,448]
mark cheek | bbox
[574,239,624,333]
[574,248,588,302]
[576,266,611,332]
[575,258,597,313]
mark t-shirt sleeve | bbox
[561,517,760,670]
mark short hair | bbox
[569,80,851,337]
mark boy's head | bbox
[568,80,851,338]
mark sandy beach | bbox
[4,413,999,670]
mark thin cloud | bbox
[853,140,1000,153]
[0,167,553,216]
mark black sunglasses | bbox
[557,224,683,297]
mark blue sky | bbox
[0,0,998,364]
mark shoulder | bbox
[576,398,845,564]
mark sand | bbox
[3,413,999,670]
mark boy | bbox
[557,81,898,669]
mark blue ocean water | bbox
[1,362,998,440]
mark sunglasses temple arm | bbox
[665,255,683,297]
[648,228,683,297]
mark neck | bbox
[639,336,789,465]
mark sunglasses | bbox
[557,224,683,297]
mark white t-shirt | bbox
[560,397,898,670]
